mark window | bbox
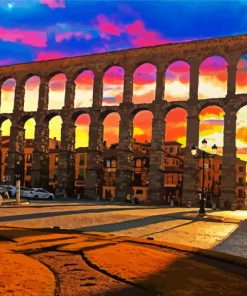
[239,166,244,172]
[106,160,111,168]
[79,168,84,180]
[238,189,243,197]
[26,153,32,163]
[111,159,117,168]
[136,189,143,194]
[79,155,84,166]
[136,159,142,168]
[26,166,31,176]
[238,177,244,186]
[169,147,174,153]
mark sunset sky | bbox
[0,0,246,164]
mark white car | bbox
[20,187,33,198]
[26,188,55,200]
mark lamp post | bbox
[190,139,217,215]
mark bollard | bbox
[16,180,21,204]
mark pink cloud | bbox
[55,31,92,43]
[125,20,169,47]
[0,27,47,47]
[95,14,121,36]
[40,0,65,9]
[35,51,67,61]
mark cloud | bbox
[95,14,121,37]
[55,31,92,43]
[125,20,170,47]
[0,27,47,47]
[35,51,67,61]
[40,0,65,9]
[237,126,247,144]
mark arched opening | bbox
[198,56,227,99]
[132,110,152,197]
[103,66,124,106]
[0,118,12,183]
[24,76,40,111]
[164,108,187,203]
[198,105,225,199]
[133,110,153,143]
[236,54,247,94]
[48,115,62,187]
[74,113,91,195]
[75,114,91,148]
[236,105,247,209]
[103,112,120,147]
[102,112,120,199]
[48,73,66,110]
[23,118,36,186]
[74,70,94,108]
[0,78,16,113]
[165,61,190,101]
[133,63,156,104]
[165,108,187,147]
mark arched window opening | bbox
[165,108,187,147]
[75,114,90,148]
[198,56,227,100]
[103,113,120,147]
[199,106,225,154]
[24,76,40,111]
[133,110,153,143]
[48,73,66,110]
[103,66,124,106]
[0,78,16,113]
[236,54,247,94]
[74,70,94,108]
[133,63,156,104]
[165,61,190,102]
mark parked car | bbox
[20,187,33,198]
[26,188,55,200]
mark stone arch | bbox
[48,73,67,110]
[24,75,41,111]
[236,105,247,207]
[0,117,12,182]
[199,105,225,153]
[102,112,121,147]
[0,78,16,113]
[132,109,153,144]
[133,63,157,104]
[198,55,228,100]
[103,66,124,106]
[74,69,94,108]
[73,112,91,148]
[164,61,190,102]
[23,117,36,139]
[45,114,63,142]
[164,107,188,147]
[236,53,247,94]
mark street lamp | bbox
[190,139,217,215]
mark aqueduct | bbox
[0,34,247,205]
